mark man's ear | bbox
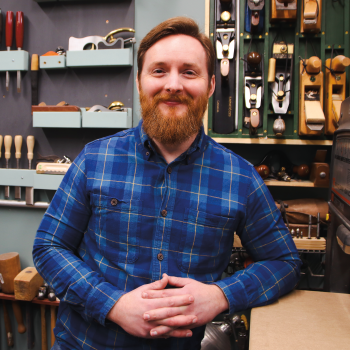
[136,71,140,94]
[208,75,215,98]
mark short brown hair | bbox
[137,17,215,80]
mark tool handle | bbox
[26,135,35,161]
[41,305,48,350]
[0,135,3,158]
[26,302,35,349]
[3,300,14,347]
[5,11,13,48]
[14,135,23,159]
[16,11,24,49]
[31,54,39,71]
[0,9,3,45]
[4,135,12,160]
[12,301,26,334]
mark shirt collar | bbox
[135,119,208,164]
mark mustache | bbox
[153,93,192,105]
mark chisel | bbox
[31,54,39,105]
[26,136,35,205]
[4,135,12,199]
[14,135,23,199]
[16,11,24,93]
[5,11,13,91]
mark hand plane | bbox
[301,0,322,33]
[245,0,265,33]
[213,0,237,134]
[68,28,135,51]
[270,0,297,22]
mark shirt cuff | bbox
[86,283,126,326]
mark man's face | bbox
[137,34,215,145]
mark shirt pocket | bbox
[89,193,143,264]
[177,208,234,274]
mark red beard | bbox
[140,89,209,145]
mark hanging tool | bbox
[68,28,135,51]
[301,0,322,33]
[16,11,24,93]
[213,0,237,134]
[50,305,57,347]
[245,0,264,33]
[2,300,14,346]
[41,305,48,350]
[4,135,12,199]
[26,136,35,205]
[87,101,125,112]
[31,54,39,105]
[5,11,14,91]
[0,134,3,160]
[15,135,23,200]
[270,0,297,22]
[0,9,2,49]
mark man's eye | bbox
[152,69,164,74]
[184,70,196,76]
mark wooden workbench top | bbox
[249,290,350,350]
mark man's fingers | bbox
[143,305,193,321]
[167,276,191,287]
[150,325,193,338]
[154,315,197,328]
[144,294,194,311]
[144,274,169,291]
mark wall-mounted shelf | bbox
[66,47,133,68]
[212,137,333,145]
[81,108,132,128]
[0,169,63,190]
[39,55,66,69]
[0,51,29,71]
[33,111,81,128]
[264,179,327,188]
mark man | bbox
[33,17,301,350]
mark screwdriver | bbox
[16,12,24,93]
[5,11,13,91]
[14,135,23,199]
[4,135,12,199]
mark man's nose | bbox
[164,71,183,93]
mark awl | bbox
[14,135,23,199]
[16,11,24,93]
[4,135,12,199]
[5,11,13,91]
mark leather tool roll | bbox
[275,198,329,224]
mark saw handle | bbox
[16,11,24,49]
[5,11,13,48]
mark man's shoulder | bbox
[204,136,254,173]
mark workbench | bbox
[249,290,350,350]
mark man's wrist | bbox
[211,284,229,314]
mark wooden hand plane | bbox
[245,0,265,33]
[270,0,297,22]
[301,0,322,33]
[299,56,325,135]
[324,55,350,135]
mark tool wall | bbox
[208,0,350,141]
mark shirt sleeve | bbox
[213,166,301,314]
[32,147,126,326]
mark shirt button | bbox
[157,253,164,261]
[146,152,150,156]
[167,167,172,174]
[111,198,118,206]
[161,209,167,217]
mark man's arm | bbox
[32,147,196,338]
[141,167,301,335]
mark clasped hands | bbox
[107,273,228,339]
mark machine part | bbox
[68,28,135,51]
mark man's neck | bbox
[151,134,197,164]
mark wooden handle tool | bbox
[12,301,26,333]
[4,135,12,199]
[0,134,3,158]
[26,136,35,170]
[5,11,13,91]
[31,54,39,105]
[14,135,23,199]
[3,300,14,347]
[50,306,56,347]
[0,252,21,293]
[16,11,24,93]
[27,302,35,349]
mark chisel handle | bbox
[12,300,26,334]
[16,11,23,50]
[27,135,35,168]
[15,135,22,159]
[0,135,3,158]
[50,306,56,347]
[5,11,13,49]
[4,135,12,160]
[3,300,14,347]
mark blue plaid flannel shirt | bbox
[33,121,301,350]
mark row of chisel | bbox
[290,213,321,239]
[0,135,35,199]
[0,9,24,92]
